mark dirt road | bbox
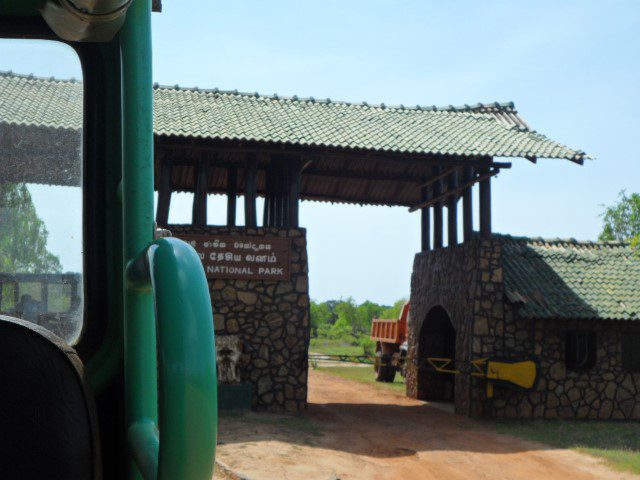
[217,370,637,480]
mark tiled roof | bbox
[501,235,640,321]
[0,72,83,130]
[0,71,588,162]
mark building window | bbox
[565,331,596,371]
[622,334,640,372]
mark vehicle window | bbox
[0,40,84,344]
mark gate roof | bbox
[0,71,589,206]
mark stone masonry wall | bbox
[170,225,311,413]
[409,234,640,419]
[490,316,640,419]
[408,237,482,415]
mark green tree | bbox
[379,298,408,319]
[0,184,61,273]
[310,300,334,337]
[332,297,359,335]
[599,190,640,246]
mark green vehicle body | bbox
[0,1,218,478]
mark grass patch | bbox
[316,365,406,394]
[309,338,366,356]
[493,419,640,474]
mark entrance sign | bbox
[176,234,291,281]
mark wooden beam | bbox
[192,158,209,226]
[157,139,513,174]
[155,137,497,169]
[432,166,443,249]
[418,166,459,189]
[447,170,458,246]
[156,160,172,226]
[305,167,422,184]
[421,186,431,252]
[409,168,500,213]
[156,138,512,173]
[289,157,302,228]
[244,154,258,227]
[417,162,510,190]
[462,166,474,242]
[301,155,314,171]
[480,166,492,238]
[227,166,237,226]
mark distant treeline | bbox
[310,297,406,343]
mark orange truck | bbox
[370,303,410,382]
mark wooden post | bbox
[280,160,289,227]
[156,159,172,227]
[479,165,492,238]
[263,198,270,227]
[289,157,301,228]
[263,163,271,227]
[273,160,283,227]
[433,166,443,249]
[447,170,458,246]
[462,166,473,242]
[244,154,257,227]
[192,157,209,227]
[420,186,431,251]
[226,166,237,226]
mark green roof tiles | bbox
[0,72,588,162]
[0,73,82,130]
[501,235,640,321]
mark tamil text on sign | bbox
[176,234,291,281]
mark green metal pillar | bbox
[120,1,156,478]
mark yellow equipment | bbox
[481,358,538,397]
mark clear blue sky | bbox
[1,1,638,304]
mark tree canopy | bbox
[0,184,61,274]
[599,190,640,250]
[310,297,406,340]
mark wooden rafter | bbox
[409,168,501,212]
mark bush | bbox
[358,336,376,356]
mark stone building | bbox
[1,71,591,414]
[407,234,640,419]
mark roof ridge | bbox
[496,233,630,248]
[0,70,81,84]
[0,70,519,114]
[152,81,517,114]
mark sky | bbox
[1,0,639,304]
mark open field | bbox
[309,338,367,356]
[314,365,406,394]
[217,369,638,479]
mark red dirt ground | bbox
[216,370,638,479]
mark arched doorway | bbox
[417,306,456,402]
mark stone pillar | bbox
[170,224,311,412]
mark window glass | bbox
[0,40,83,343]
[565,331,596,371]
